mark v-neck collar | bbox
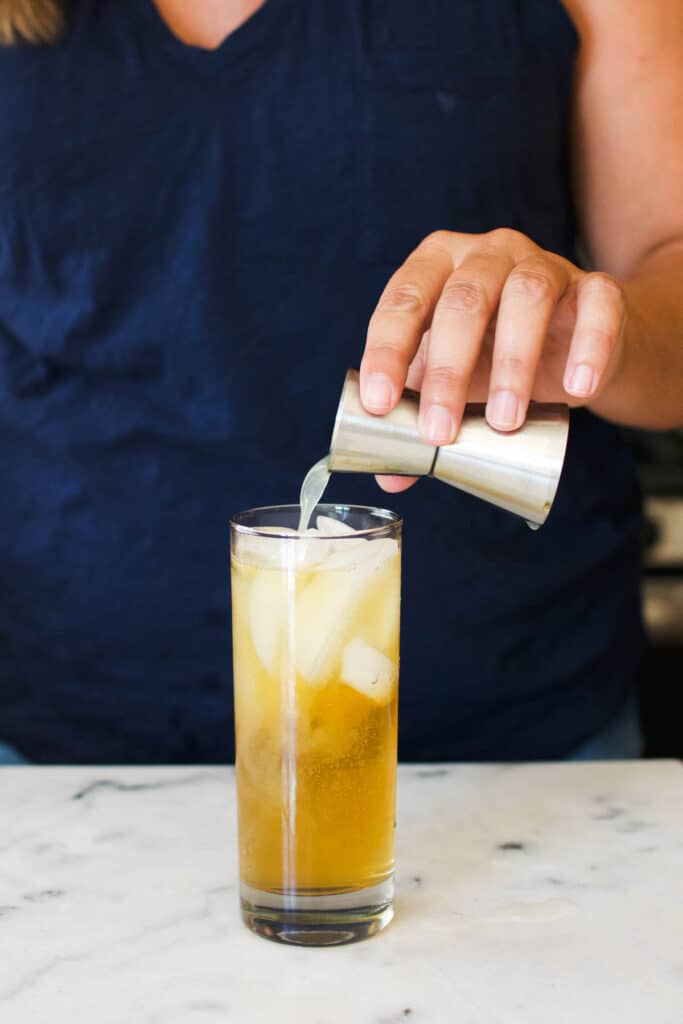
[126,0,290,74]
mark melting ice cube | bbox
[249,569,290,673]
[294,565,372,685]
[237,525,332,572]
[236,526,297,569]
[315,515,357,537]
[341,637,397,703]
[322,536,398,573]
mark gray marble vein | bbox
[0,762,682,1023]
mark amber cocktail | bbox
[230,504,401,945]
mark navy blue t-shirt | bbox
[0,1,643,762]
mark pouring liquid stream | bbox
[297,457,332,531]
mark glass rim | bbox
[230,503,402,541]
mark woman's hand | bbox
[359,229,627,491]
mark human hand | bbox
[359,229,626,492]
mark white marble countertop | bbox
[1,762,682,1023]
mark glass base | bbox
[240,877,394,946]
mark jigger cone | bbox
[329,369,569,526]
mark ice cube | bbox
[236,526,334,572]
[374,580,401,653]
[322,535,399,573]
[364,537,399,571]
[294,563,374,685]
[315,515,358,537]
[341,637,397,703]
[321,538,371,571]
[292,528,332,570]
[235,526,297,569]
[249,569,290,673]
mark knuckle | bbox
[362,339,403,362]
[494,353,529,379]
[583,272,625,304]
[424,364,468,393]
[577,326,615,352]
[505,267,554,302]
[419,229,452,254]
[439,279,489,315]
[378,283,428,316]
[488,226,525,249]
[361,341,406,378]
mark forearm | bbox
[589,240,683,430]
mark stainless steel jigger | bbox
[329,369,570,526]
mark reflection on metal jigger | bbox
[329,369,569,527]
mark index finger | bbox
[359,236,454,414]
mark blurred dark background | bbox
[630,427,683,758]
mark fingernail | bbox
[361,373,394,413]
[566,363,597,397]
[487,390,521,430]
[422,404,456,445]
